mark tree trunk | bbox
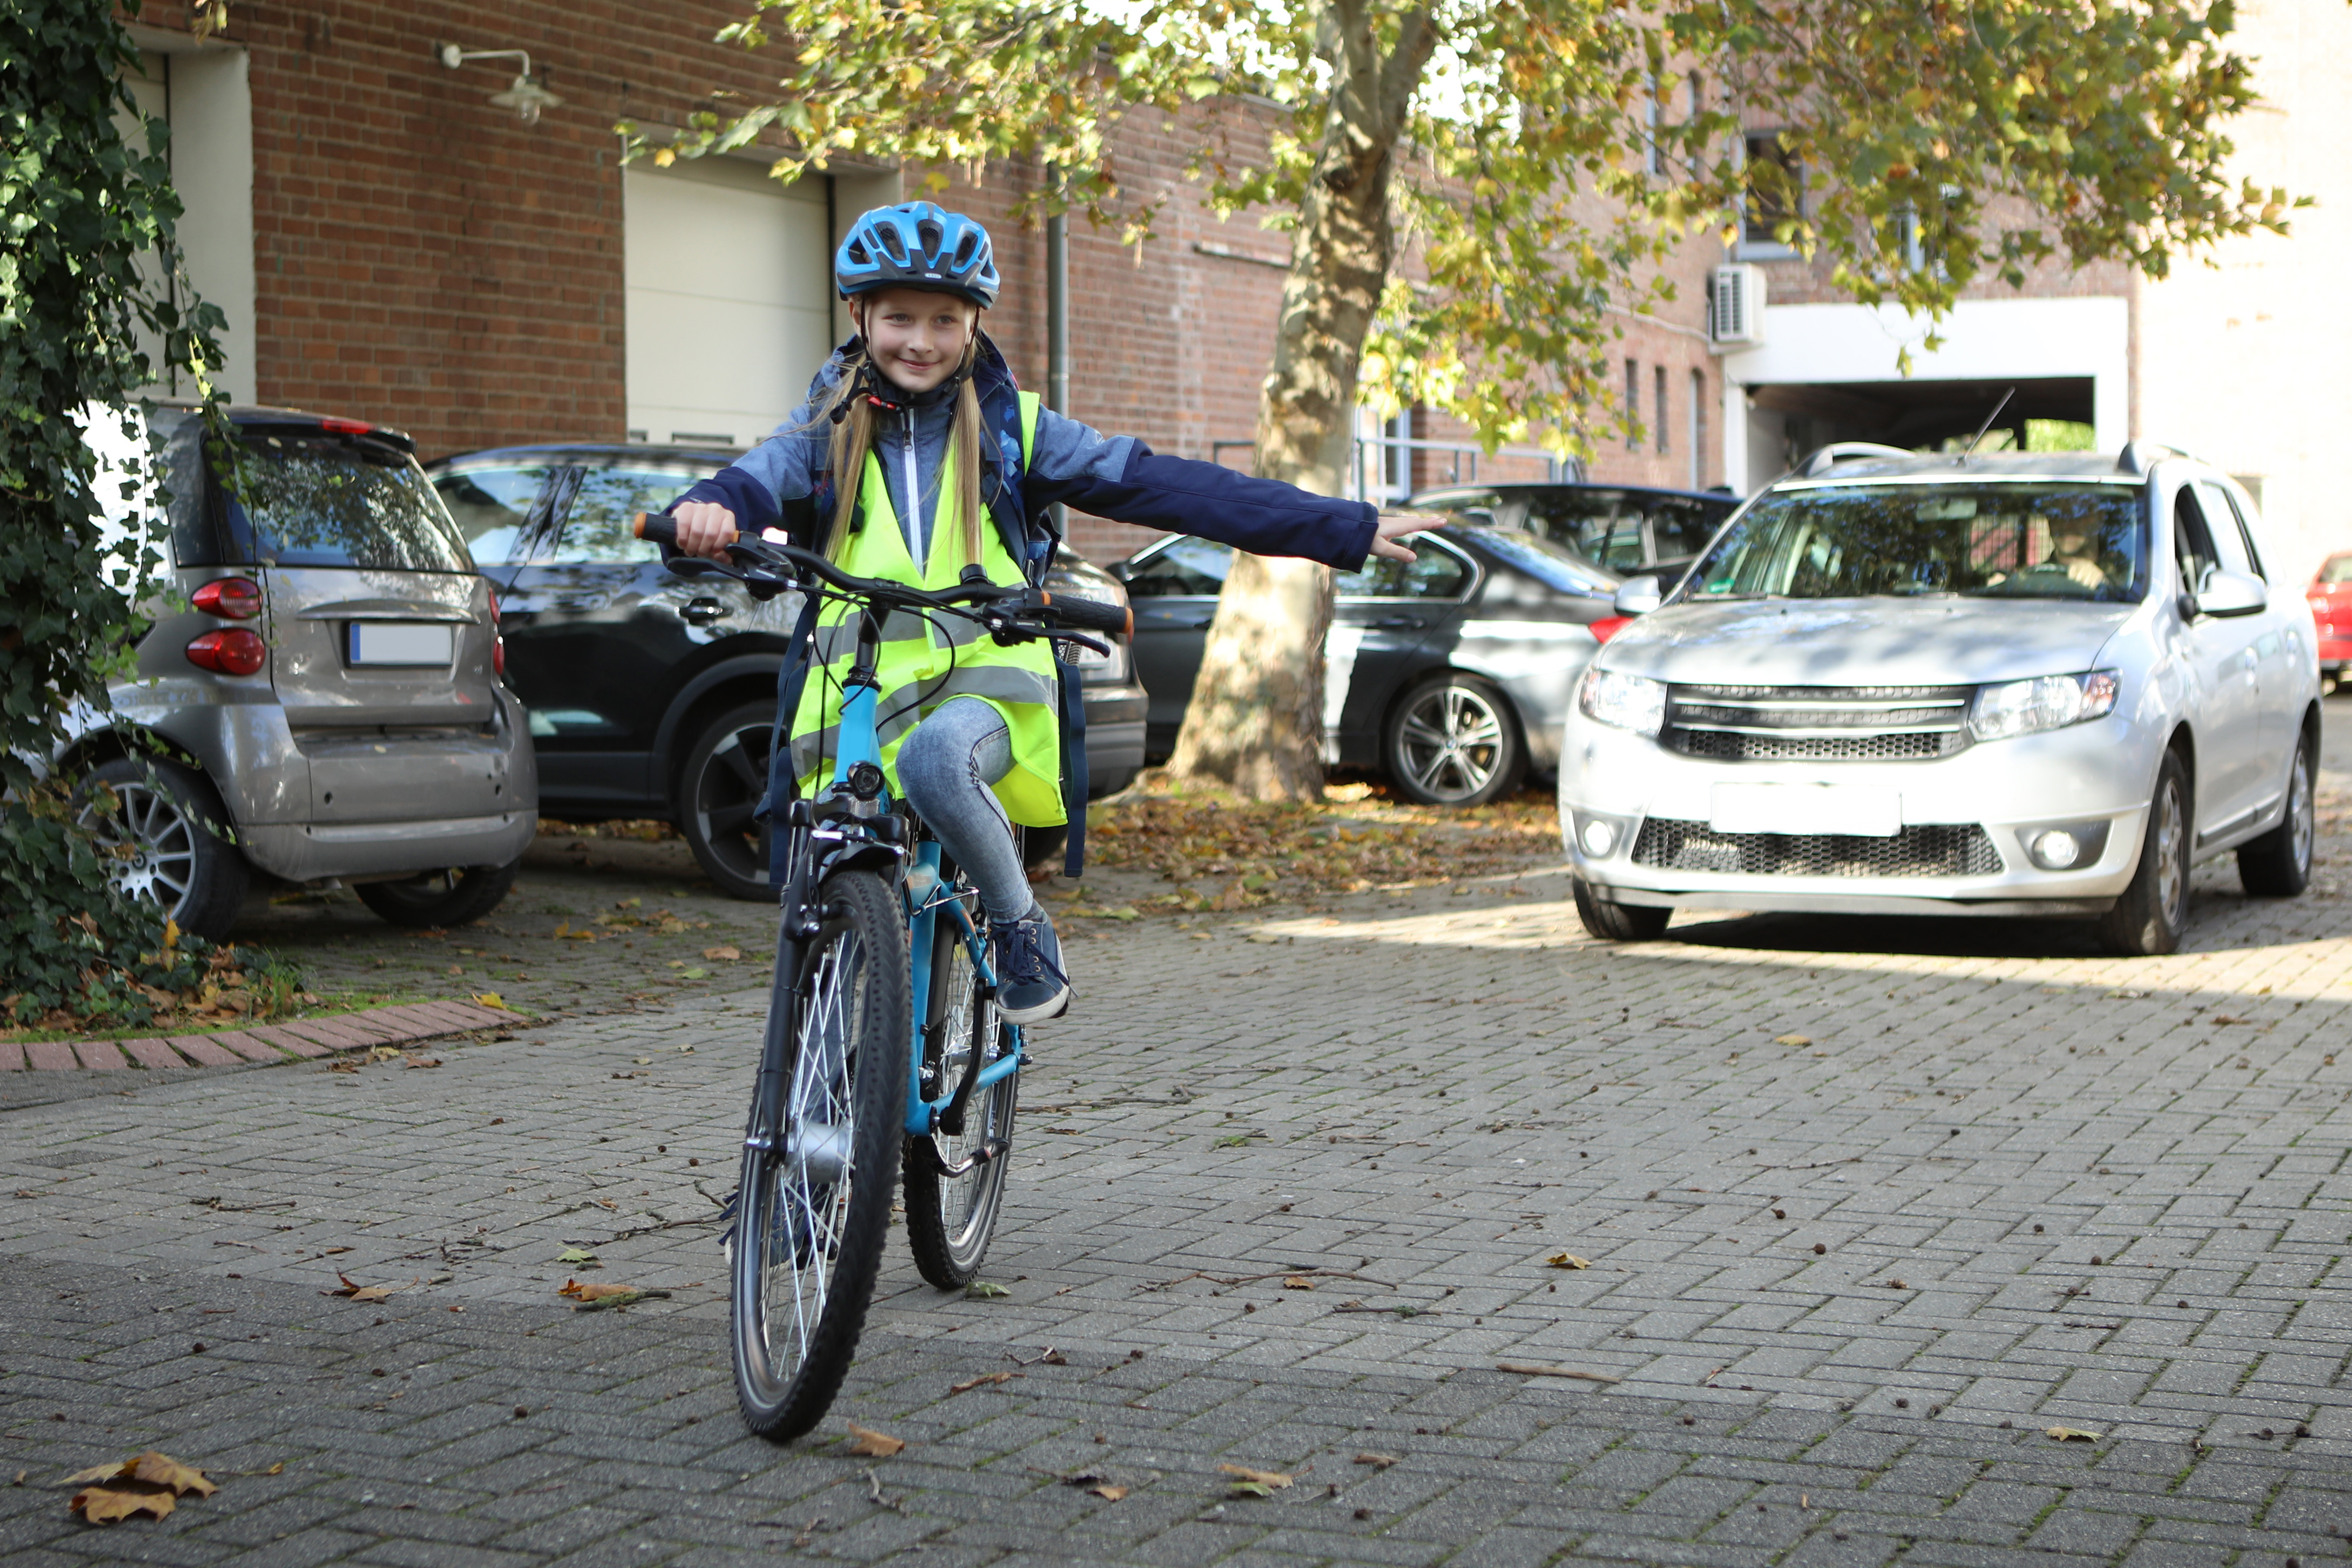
[1163,0,1435,801]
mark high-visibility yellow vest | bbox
[785,391,1065,827]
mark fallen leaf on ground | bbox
[558,1279,639,1302]
[122,1454,216,1497]
[966,1281,1010,1298]
[1090,1483,1129,1501]
[844,1423,905,1458]
[325,1275,394,1303]
[471,993,512,1010]
[1496,1361,1623,1384]
[320,1246,351,1256]
[404,1056,441,1070]
[1282,1275,1316,1290]
[71,1485,174,1524]
[1354,1452,1400,1469]
[1217,1464,1293,1489]
[948,1372,1021,1395]
[556,1248,597,1264]
[681,967,710,980]
[1774,1034,1811,1047]
[703,945,742,961]
[1228,1479,1274,1497]
[2046,1425,2101,1442]
[1545,1252,1591,1270]
[1054,1469,1128,1500]
[59,1462,127,1487]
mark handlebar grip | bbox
[1039,593,1135,638]
[631,511,677,546]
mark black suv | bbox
[425,444,1147,899]
[1405,482,1737,580]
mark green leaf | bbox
[965,1281,1011,1298]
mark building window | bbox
[1741,131,1804,247]
[1625,359,1640,451]
[1654,365,1669,454]
[1688,369,1706,489]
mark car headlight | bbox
[1578,667,1667,737]
[1968,670,2119,742]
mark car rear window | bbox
[1686,482,2147,604]
[222,431,471,572]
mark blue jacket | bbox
[671,334,1380,578]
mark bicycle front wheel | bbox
[731,869,910,1440]
[903,898,1019,1290]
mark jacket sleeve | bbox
[667,410,827,535]
[1023,410,1378,571]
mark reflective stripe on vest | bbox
[785,391,1065,828]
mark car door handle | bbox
[680,597,732,627]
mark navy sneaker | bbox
[991,906,1071,1025]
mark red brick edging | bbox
[0,1001,521,1073]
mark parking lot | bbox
[4,709,2352,1565]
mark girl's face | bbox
[858,288,976,395]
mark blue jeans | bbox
[894,697,1036,922]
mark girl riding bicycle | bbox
[668,201,1431,1026]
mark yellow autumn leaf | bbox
[2046,1425,2101,1442]
[1545,1252,1591,1270]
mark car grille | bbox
[1663,684,1972,763]
[1632,818,2005,878]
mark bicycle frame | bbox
[753,640,1025,1158]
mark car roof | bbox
[427,442,746,470]
[1409,479,1732,505]
[146,401,420,452]
[1785,451,2136,484]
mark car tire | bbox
[2097,751,2192,956]
[1385,672,1525,807]
[679,700,779,902]
[76,756,250,942]
[1572,877,1670,942]
[354,861,520,930]
[2237,729,2315,898]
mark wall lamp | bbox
[436,42,562,125]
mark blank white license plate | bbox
[1710,782,1901,837]
[348,623,454,666]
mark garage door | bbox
[623,157,832,450]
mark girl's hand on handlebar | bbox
[671,500,741,561]
[1370,511,1440,564]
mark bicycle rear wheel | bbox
[731,868,910,1440]
[902,893,1019,1289]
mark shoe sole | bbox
[997,985,1071,1027]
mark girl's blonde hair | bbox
[812,299,987,575]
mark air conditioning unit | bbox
[1710,263,1767,348]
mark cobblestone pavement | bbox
[8,726,2352,1565]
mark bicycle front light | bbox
[1968,670,2119,742]
[1578,667,1667,738]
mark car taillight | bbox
[487,589,500,624]
[493,634,506,678]
[1589,616,1633,645]
[317,416,374,435]
[190,577,263,619]
[186,629,267,676]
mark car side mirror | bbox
[1108,560,1133,582]
[1613,575,1664,616]
[2194,568,2267,619]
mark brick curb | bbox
[0,1000,522,1073]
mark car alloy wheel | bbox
[681,701,778,901]
[2152,773,2185,929]
[73,757,250,940]
[1387,674,1523,806]
[85,778,199,914]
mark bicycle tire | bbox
[902,884,1019,1289]
[731,868,910,1440]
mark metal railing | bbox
[1209,435,1576,504]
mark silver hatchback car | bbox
[59,405,537,940]
[1561,443,2318,955]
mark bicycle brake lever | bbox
[1052,632,1111,659]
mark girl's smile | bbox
[858,286,976,395]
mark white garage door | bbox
[624,157,832,449]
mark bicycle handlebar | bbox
[631,511,1134,638]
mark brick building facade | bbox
[125,1,1723,566]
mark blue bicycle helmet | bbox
[835,202,1000,309]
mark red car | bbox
[2310,552,2352,691]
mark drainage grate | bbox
[1632,818,2004,878]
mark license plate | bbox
[348,622,455,666]
[1710,782,1901,837]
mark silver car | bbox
[1561,443,2318,955]
[58,405,537,940]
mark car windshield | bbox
[223,431,472,572]
[1684,482,2147,604]
[1458,524,1613,594]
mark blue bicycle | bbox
[633,514,1130,1439]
